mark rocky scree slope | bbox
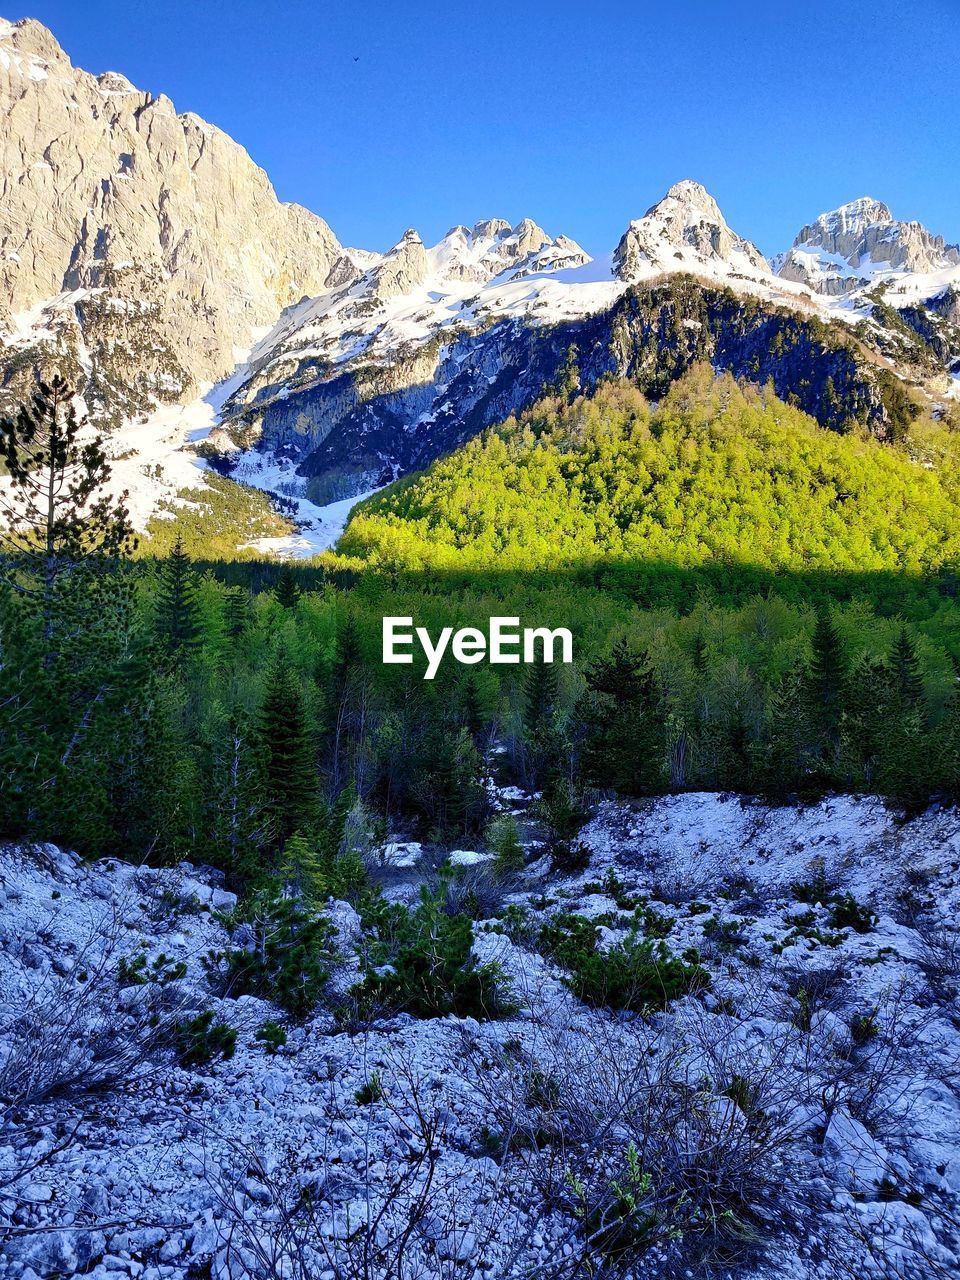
[2,793,960,1280]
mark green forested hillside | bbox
[4,370,960,884]
[340,367,960,575]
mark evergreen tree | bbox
[520,659,562,788]
[580,640,665,794]
[155,534,202,654]
[456,670,487,747]
[761,662,814,796]
[890,627,924,713]
[274,562,301,609]
[0,375,135,663]
[280,830,326,902]
[807,606,846,777]
[204,707,266,878]
[258,653,318,848]
[416,723,486,837]
[0,375,135,573]
[841,656,896,787]
[224,586,250,640]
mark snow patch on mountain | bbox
[776,196,960,298]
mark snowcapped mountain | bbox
[0,15,349,424]
[1,13,959,555]
[613,179,773,287]
[775,196,960,298]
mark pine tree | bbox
[890,628,924,712]
[456,670,487,747]
[224,586,250,640]
[280,830,326,902]
[761,662,814,796]
[155,534,202,654]
[205,707,266,878]
[258,653,318,848]
[274,562,301,609]
[807,606,846,778]
[840,656,896,787]
[809,607,845,731]
[0,375,135,663]
[520,659,562,788]
[580,640,665,794]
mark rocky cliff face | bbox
[0,16,349,420]
[776,197,960,296]
[216,276,898,500]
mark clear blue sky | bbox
[13,0,960,258]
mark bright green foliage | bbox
[340,371,960,574]
[353,886,515,1020]
[5,369,960,874]
[141,472,291,559]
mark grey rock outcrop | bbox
[777,197,960,294]
[369,230,430,299]
[0,15,348,416]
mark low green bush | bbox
[207,890,337,1017]
[829,892,878,934]
[352,886,515,1020]
[254,1020,287,1054]
[540,912,708,1011]
[171,1010,237,1067]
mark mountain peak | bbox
[615,180,769,284]
[778,197,960,294]
[370,229,429,297]
[3,16,65,64]
[657,179,724,218]
[828,196,894,228]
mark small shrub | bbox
[488,814,525,875]
[702,916,747,950]
[791,864,832,905]
[117,951,186,987]
[255,1020,287,1054]
[353,887,516,1021]
[850,1011,880,1046]
[206,890,337,1018]
[638,905,675,938]
[171,1011,237,1068]
[829,893,877,934]
[540,913,708,1012]
[355,1070,384,1105]
[567,1140,657,1263]
[538,912,601,970]
[568,933,709,1012]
